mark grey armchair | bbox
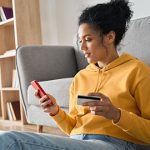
[16,16,150,149]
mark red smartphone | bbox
[31,80,47,98]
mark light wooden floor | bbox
[0,117,65,136]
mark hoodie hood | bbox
[85,53,135,72]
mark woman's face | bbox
[78,23,108,64]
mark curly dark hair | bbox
[78,0,133,46]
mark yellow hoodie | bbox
[52,53,150,144]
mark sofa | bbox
[16,16,150,149]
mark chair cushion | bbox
[27,105,68,127]
[28,78,73,108]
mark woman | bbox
[0,0,150,150]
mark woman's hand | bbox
[35,90,59,116]
[82,92,121,123]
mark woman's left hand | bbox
[82,92,121,123]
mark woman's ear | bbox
[104,31,116,45]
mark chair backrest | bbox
[119,16,150,66]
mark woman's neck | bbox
[97,50,119,68]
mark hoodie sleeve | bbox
[114,74,150,144]
[51,79,77,135]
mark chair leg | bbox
[37,125,43,133]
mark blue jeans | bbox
[0,131,136,150]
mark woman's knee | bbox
[0,131,20,149]
[0,131,17,139]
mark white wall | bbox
[39,0,150,45]
[39,0,58,45]
[130,0,150,19]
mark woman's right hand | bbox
[35,90,59,116]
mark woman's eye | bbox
[79,40,82,43]
[85,38,92,42]
[78,38,92,44]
